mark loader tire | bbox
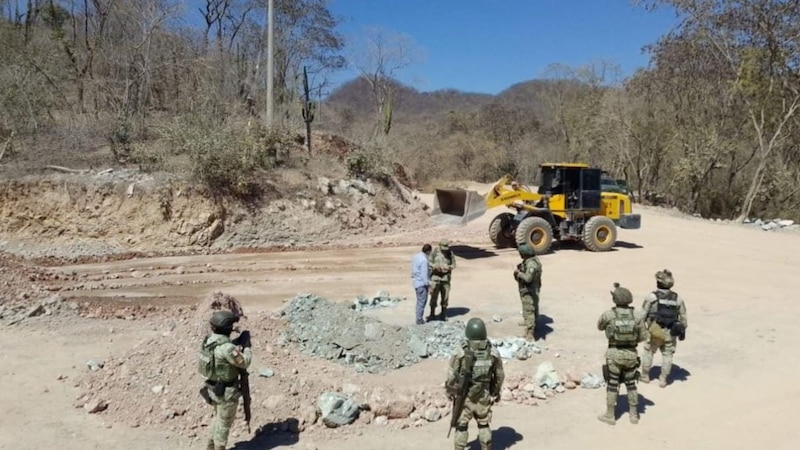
[489,213,516,248]
[515,216,553,255]
[583,216,617,252]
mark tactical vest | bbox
[608,307,637,347]
[198,334,238,383]
[518,257,542,292]
[654,290,679,328]
[464,341,494,400]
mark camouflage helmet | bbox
[209,310,239,330]
[518,243,535,257]
[610,282,633,306]
[465,317,487,340]
[655,269,674,289]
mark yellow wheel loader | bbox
[430,163,641,255]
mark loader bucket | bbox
[430,189,487,225]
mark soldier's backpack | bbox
[198,335,220,380]
[610,307,637,345]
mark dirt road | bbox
[2,196,800,449]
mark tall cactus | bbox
[301,65,315,155]
[382,94,394,135]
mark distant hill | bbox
[323,77,494,122]
[323,76,573,125]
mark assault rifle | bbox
[232,330,252,433]
[447,349,475,438]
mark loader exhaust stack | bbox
[430,189,487,225]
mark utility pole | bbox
[266,0,274,127]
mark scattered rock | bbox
[87,359,105,371]
[317,392,361,428]
[490,337,542,360]
[352,290,406,312]
[580,373,605,389]
[259,368,275,378]
[373,415,389,426]
[84,400,108,414]
[372,395,415,419]
[535,361,561,389]
[423,408,442,422]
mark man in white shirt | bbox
[411,244,433,325]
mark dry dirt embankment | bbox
[0,168,429,261]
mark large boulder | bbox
[317,392,360,428]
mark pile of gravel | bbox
[350,290,406,312]
[0,294,80,325]
[279,293,468,373]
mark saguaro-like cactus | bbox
[302,66,315,155]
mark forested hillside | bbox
[1,0,798,221]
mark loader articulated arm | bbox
[430,174,543,225]
[485,175,543,210]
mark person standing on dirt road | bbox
[597,283,649,426]
[198,311,253,450]
[514,243,542,340]
[445,317,504,450]
[640,269,688,388]
[428,239,457,321]
[411,244,433,325]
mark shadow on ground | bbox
[450,245,498,259]
[554,240,644,252]
[466,426,523,449]
[650,363,691,385]
[534,314,554,340]
[442,306,470,320]
[616,391,655,420]
[614,240,644,250]
[230,419,299,450]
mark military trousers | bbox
[208,386,242,448]
[605,349,640,394]
[519,291,539,334]
[453,395,493,450]
[430,280,451,310]
[641,331,677,381]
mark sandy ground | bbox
[2,186,800,450]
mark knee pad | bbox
[455,424,469,432]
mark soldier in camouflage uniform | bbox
[428,239,457,321]
[198,311,253,450]
[446,317,505,450]
[513,243,542,340]
[597,283,649,425]
[640,269,688,388]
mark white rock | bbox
[374,415,389,426]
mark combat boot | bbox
[427,307,436,322]
[639,367,650,383]
[521,327,535,341]
[658,376,668,388]
[628,390,640,424]
[439,306,448,321]
[597,392,616,425]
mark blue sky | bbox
[327,0,679,94]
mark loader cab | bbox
[538,163,602,211]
